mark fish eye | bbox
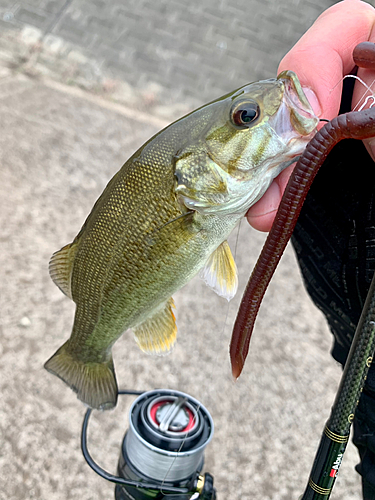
[230,100,260,128]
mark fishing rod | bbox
[299,269,375,499]
[298,44,375,498]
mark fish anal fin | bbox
[49,242,79,299]
[44,341,118,410]
[200,240,238,301]
[133,298,177,355]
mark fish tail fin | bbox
[44,341,118,410]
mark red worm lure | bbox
[230,42,375,379]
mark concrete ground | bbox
[0,0,335,106]
[0,1,371,499]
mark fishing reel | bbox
[81,389,216,500]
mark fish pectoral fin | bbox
[44,340,118,410]
[133,298,177,355]
[200,240,238,301]
[49,242,79,299]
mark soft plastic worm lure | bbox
[353,42,375,70]
[230,42,375,379]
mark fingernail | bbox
[303,87,322,117]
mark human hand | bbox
[247,0,375,232]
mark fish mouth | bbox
[276,70,319,137]
[269,71,318,149]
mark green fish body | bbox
[46,71,318,409]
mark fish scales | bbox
[46,72,319,409]
[69,152,180,341]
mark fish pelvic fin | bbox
[200,240,238,301]
[44,341,118,410]
[49,242,79,299]
[133,298,177,355]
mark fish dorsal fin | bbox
[133,298,177,355]
[49,242,78,299]
[199,240,238,301]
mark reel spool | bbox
[81,389,216,500]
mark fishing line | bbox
[219,220,243,379]
[344,74,375,111]
[207,219,242,382]
[206,221,242,410]
[160,222,243,493]
[330,74,371,96]
[159,404,202,497]
[162,226,243,491]
[234,218,242,259]
[329,74,375,111]
[215,220,242,346]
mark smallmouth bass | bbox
[45,71,318,409]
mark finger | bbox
[279,0,375,120]
[247,0,375,232]
[246,164,294,231]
